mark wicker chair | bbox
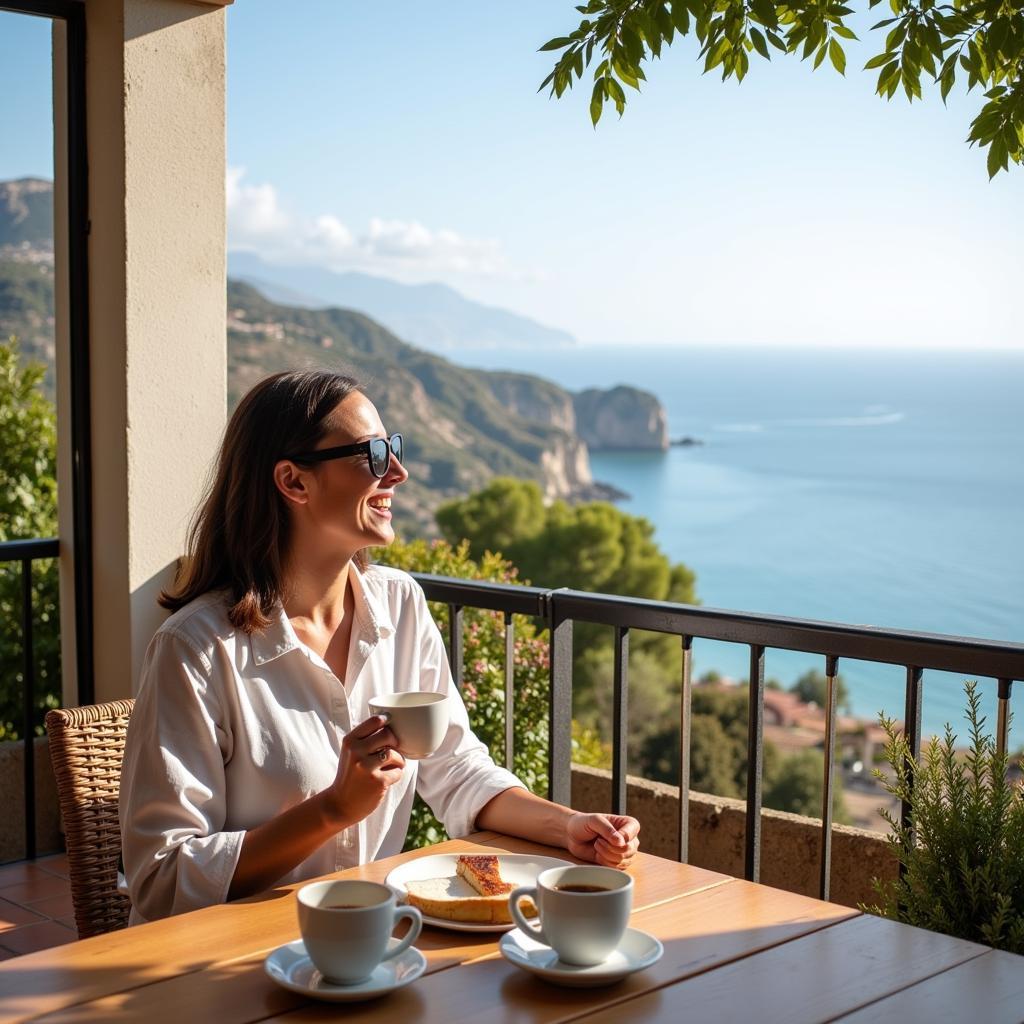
[45,699,135,937]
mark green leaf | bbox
[886,21,908,51]
[606,76,626,114]
[590,79,604,126]
[766,30,788,52]
[865,51,894,70]
[750,0,778,30]
[539,37,574,52]
[750,27,771,60]
[829,38,846,74]
[670,0,691,34]
[813,43,828,69]
[833,25,858,40]
[940,68,955,103]
[987,137,1006,179]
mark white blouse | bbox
[119,564,524,923]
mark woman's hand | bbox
[323,714,406,828]
[565,812,640,869]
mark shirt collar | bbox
[250,562,396,666]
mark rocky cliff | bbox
[573,386,669,451]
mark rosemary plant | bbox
[865,682,1024,953]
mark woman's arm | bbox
[228,714,404,900]
[475,788,640,869]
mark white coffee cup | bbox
[296,879,422,985]
[367,691,449,759]
[509,865,633,966]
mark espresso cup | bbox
[297,879,422,985]
[367,691,449,759]
[509,865,633,966]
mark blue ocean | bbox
[452,345,1024,749]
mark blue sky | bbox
[2,2,1021,348]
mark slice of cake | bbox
[405,876,513,924]
[456,855,513,897]
[403,856,537,925]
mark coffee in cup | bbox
[509,865,632,966]
[297,879,422,985]
[367,691,449,759]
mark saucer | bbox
[499,926,663,988]
[264,938,427,1002]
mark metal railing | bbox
[2,550,1022,893]
[412,572,1024,902]
[1,537,61,860]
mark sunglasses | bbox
[285,433,403,479]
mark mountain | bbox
[0,177,670,534]
[0,179,53,248]
[228,251,577,355]
[227,280,607,533]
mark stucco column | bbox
[81,0,229,700]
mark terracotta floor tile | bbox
[0,897,46,932]
[0,860,54,889]
[0,947,16,961]
[0,919,77,956]
[25,891,75,921]
[57,915,79,932]
[0,871,72,906]
[36,853,70,879]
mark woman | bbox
[119,370,639,922]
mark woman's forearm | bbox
[227,790,349,901]
[474,787,574,848]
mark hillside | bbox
[227,280,600,533]
[0,176,670,534]
[0,259,668,532]
[229,251,577,354]
[0,179,53,248]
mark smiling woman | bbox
[118,369,640,924]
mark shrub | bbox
[865,682,1024,953]
[0,338,61,741]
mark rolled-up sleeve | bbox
[410,587,525,837]
[119,631,244,922]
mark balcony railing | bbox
[1,537,61,860]
[411,572,1024,901]
[3,541,1022,900]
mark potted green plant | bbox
[865,682,1024,953]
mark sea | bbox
[449,344,1024,750]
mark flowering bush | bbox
[375,538,551,849]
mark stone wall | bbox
[0,737,63,863]
[571,764,897,909]
[0,745,900,905]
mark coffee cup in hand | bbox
[367,691,449,759]
[297,879,422,985]
[509,865,633,966]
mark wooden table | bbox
[2,833,1023,1023]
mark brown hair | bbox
[159,369,366,632]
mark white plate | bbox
[264,937,426,1002]
[385,853,573,933]
[499,926,663,988]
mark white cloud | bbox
[226,167,504,277]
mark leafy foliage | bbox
[436,477,697,716]
[0,337,61,741]
[764,747,849,820]
[540,0,1024,176]
[865,682,1024,952]
[376,538,551,849]
[638,683,849,819]
[437,477,695,604]
[790,667,851,713]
